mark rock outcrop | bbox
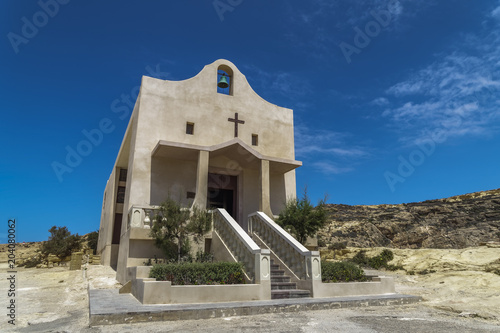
[319,188,500,249]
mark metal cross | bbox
[228,112,245,137]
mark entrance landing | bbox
[89,289,421,326]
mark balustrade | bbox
[248,212,321,282]
[213,209,269,282]
[127,205,160,229]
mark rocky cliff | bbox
[318,188,500,249]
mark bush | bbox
[86,230,99,255]
[275,189,328,245]
[20,255,43,268]
[41,226,82,259]
[195,250,214,263]
[417,269,436,275]
[350,250,370,267]
[149,262,246,285]
[350,249,402,271]
[321,261,367,283]
[150,198,211,262]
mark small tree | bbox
[42,226,83,259]
[276,189,328,245]
[150,198,212,262]
[86,230,99,255]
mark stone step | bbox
[271,276,290,283]
[269,259,310,299]
[271,269,285,276]
[271,289,311,299]
[271,282,297,290]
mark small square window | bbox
[252,134,258,146]
[116,186,126,203]
[187,191,196,199]
[119,169,127,182]
[186,122,194,135]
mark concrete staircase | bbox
[270,260,310,299]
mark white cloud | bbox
[370,97,390,106]
[242,65,311,99]
[492,4,500,20]
[298,145,367,157]
[294,125,369,175]
[381,23,500,144]
[311,162,353,175]
[281,0,434,64]
[294,125,368,157]
[386,80,425,96]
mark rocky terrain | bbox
[319,188,500,249]
[324,246,500,322]
[0,233,99,267]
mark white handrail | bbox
[248,211,310,255]
[215,209,261,254]
[248,211,321,282]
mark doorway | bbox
[207,173,238,220]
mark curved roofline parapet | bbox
[142,59,292,111]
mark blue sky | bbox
[1,1,500,242]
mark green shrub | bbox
[195,250,214,263]
[351,250,370,267]
[20,255,43,268]
[417,269,436,275]
[321,261,367,283]
[41,226,82,259]
[385,264,405,271]
[350,249,400,270]
[275,189,328,245]
[86,230,99,255]
[379,249,394,261]
[150,198,211,262]
[149,262,245,285]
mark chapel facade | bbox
[96,59,302,282]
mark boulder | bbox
[47,254,61,263]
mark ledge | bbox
[89,289,422,326]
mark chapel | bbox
[96,59,302,283]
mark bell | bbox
[217,74,229,89]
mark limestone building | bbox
[96,59,302,282]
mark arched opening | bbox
[217,65,234,95]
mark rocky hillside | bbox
[319,188,500,249]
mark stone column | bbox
[193,150,209,209]
[69,252,83,270]
[259,159,273,217]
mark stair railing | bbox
[248,211,321,286]
[213,209,270,283]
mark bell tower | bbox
[217,64,233,95]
